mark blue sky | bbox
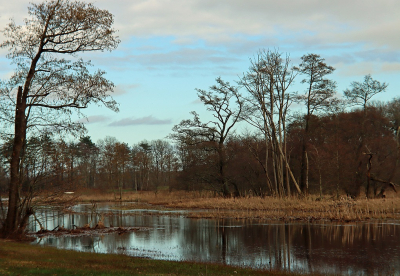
[1,0,400,145]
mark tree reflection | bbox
[29,204,400,274]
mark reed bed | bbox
[67,189,400,222]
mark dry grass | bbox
[66,189,400,222]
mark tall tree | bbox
[97,136,118,190]
[171,78,243,197]
[114,142,130,199]
[344,75,388,197]
[0,0,119,237]
[78,136,98,188]
[131,141,152,191]
[295,53,337,194]
[240,49,301,197]
[344,74,388,113]
[151,139,173,188]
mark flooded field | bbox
[29,202,400,275]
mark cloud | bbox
[109,116,172,126]
[95,45,244,77]
[6,0,399,76]
[191,98,203,104]
[6,0,400,51]
[90,0,400,50]
[336,60,400,77]
[77,115,110,124]
[336,62,379,77]
[112,84,140,96]
[381,63,400,73]
[122,48,240,68]
[355,49,400,63]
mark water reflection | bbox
[29,204,400,275]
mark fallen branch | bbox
[32,225,145,237]
[370,176,398,193]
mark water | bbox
[29,203,400,275]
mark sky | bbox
[1,0,399,146]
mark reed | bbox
[64,190,400,222]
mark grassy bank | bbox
[0,239,300,276]
[73,190,400,222]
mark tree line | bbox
[170,49,399,199]
[1,78,399,201]
[0,136,178,195]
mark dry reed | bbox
[64,189,400,222]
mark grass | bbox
[0,239,304,276]
[70,189,400,222]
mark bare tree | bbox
[130,141,152,191]
[151,140,174,188]
[294,53,337,194]
[114,142,130,199]
[171,78,243,197]
[0,0,119,237]
[97,136,118,192]
[344,74,388,113]
[240,49,301,197]
[344,75,388,198]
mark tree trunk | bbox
[17,207,33,236]
[305,151,309,193]
[300,117,309,194]
[2,86,27,237]
[218,144,230,197]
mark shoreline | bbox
[0,239,300,276]
[56,190,400,223]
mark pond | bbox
[29,202,400,275]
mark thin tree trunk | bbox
[285,131,290,196]
[336,150,340,200]
[218,144,229,197]
[305,151,309,194]
[276,140,302,195]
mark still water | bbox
[29,203,400,275]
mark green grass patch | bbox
[0,239,305,276]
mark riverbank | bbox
[0,239,307,276]
[71,190,400,222]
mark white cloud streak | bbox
[109,116,172,126]
[77,115,110,124]
[112,84,140,96]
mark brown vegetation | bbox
[69,190,400,222]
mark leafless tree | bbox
[171,78,243,197]
[240,49,301,197]
[344,75,388,198]
[0,0,119,237]
[344,74,388,114]
[294,53,337,194]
